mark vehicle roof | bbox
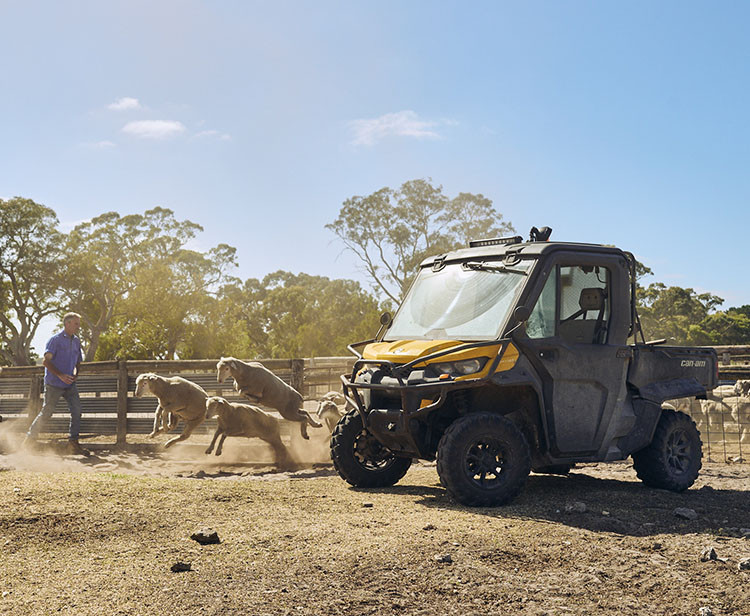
[420,240,629,268]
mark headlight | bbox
[431,358,488,377]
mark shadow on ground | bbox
[352,465,749,538]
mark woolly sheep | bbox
[699,398,733,436]
[135,373,208,448]
[734,379,750,397]
[205,396,293,465]
[720,396,750,444]
[665,397,705,431]
[709,384,741,400]
[316,399,344,432]
[320,391,346,406]
[216,357,322,439]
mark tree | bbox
[182,272,384,359]
[327,179,514,303]
[62,207,237,360]
[637,282,723,345]
[0,197,64,365]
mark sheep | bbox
[135,373,208,448]
[320,391,346,406]
[216,357,321,439]
[313,390,349,432]
[205,396,293,466]
[708,384,741,400]
[721,396,750,444]
[665,396,705,432]
[699,398,733,437]
[734,379,750,397]
[316,399,344,432]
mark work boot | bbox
[66,439,89,456]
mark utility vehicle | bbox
[331,227,717,506]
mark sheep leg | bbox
[164,417,202,449]
[238,387,260,403]
[215,434,228,456]
[148,404,166,438]
[268,437,294,469]
[166,410,179,432]
[206,426,222,455]
[302,409,322,428]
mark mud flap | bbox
[616,398,662,456]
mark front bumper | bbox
[341,339,512,458]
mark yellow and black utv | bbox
[331,228,717,506]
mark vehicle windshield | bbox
[385,259,533,341]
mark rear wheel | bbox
[632,408,702,491]
[437,413,531,507]
[330,410,412,488]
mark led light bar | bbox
[468,235,523,248]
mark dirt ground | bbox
[0,428,748,616]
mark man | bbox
[23,312,88,455]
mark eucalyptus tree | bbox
[327,179,514,304]
[0,197,63,365]
[63,207,237,360]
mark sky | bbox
[2,1,750,353]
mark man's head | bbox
[63,312,81,336]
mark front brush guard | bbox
[341,338,512,426]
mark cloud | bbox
[348,110,452,146]
[107,97,142,111]
[193,129,232,141]
[122,120,186,140]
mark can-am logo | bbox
[680,359,707,368]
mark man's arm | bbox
[43,352,75,385]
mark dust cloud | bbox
[0,417,335,478]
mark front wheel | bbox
[631,408,702,491]
[437,413,531,507]
[330,410,412,488]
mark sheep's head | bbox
[135,373,158,397]
[216,357,237,383]
[321,391,346,406]
[206,396,230,419]
[735,380,750,397]
[316,399,340,419]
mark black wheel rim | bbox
[463,437,507,488]
[353,428,395,471]
[666,428,691,475]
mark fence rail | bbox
[0,357,355,445]
[0,350,747,461]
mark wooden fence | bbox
[0,357,355,445]
[0,350,747,461]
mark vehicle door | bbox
[518,252,631,456]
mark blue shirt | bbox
[44,330,83,389]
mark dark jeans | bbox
[26,383,82,440]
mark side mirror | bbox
[380,312,392,327]
[513,306,531,323]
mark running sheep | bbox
[135,373,208,448]
[216,357,322,439]
[205,396,293,466]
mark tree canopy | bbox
[326,178,514,303]
[0,197,63,365]
[2,190,749,366]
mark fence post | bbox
[116,360,128,445]
[290,358,304,396]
